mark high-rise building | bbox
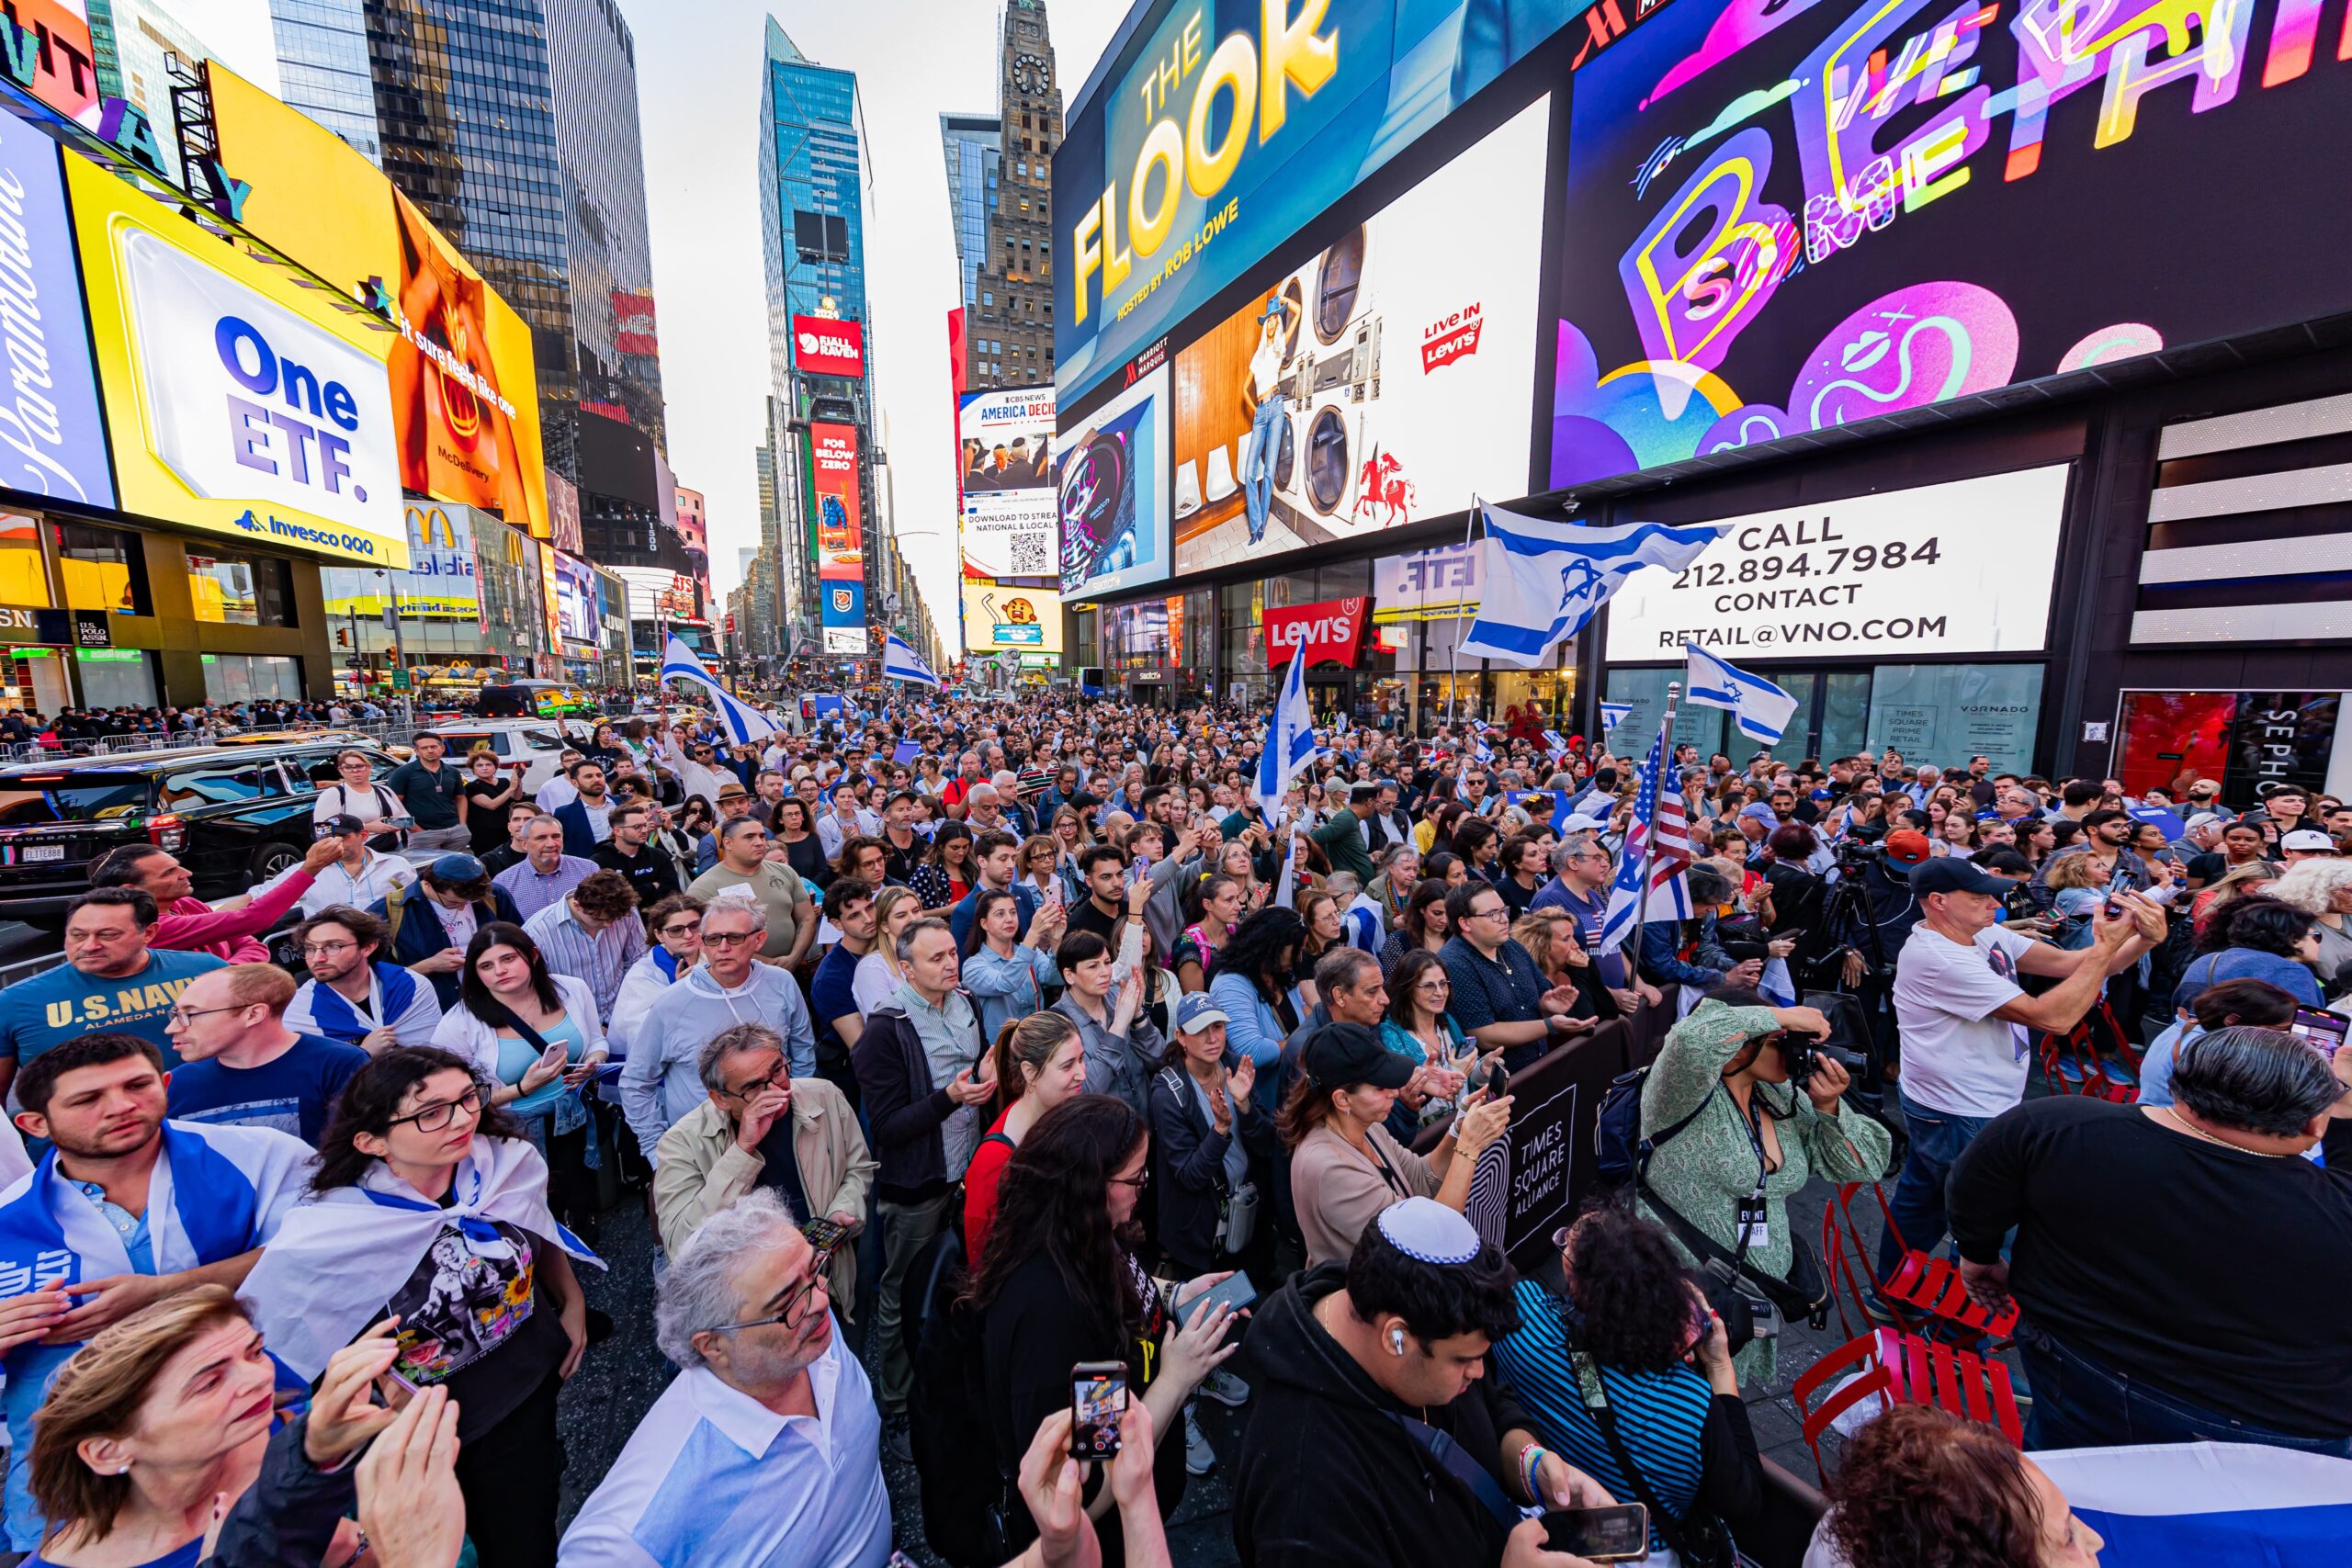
[961,0,1060,391]
[939,110,999,318]
[759,20,876,662]
[89,0,212,184]
[265,0,379,164]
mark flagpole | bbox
[1448,495,1479,732]
[1624,681,1680,994]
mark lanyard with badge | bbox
[1734,1089,1781,1255]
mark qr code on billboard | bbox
[1009,535,1049,575]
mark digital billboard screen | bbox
[1057,361,1170,601]
[1547,0,2352,490]
[1054,0,1591,405]
[811,423,866,655]
[1170,96,1545,575]
[554,551,601,645]
[958,385,1057,580]
[963,581,1066,655]
[67,154,409,569]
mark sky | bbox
[626,0,1135,653]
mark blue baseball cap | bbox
[1173,994,1230,1036]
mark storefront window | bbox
[0,514,49,607]
[74,649,156,707]
[54,522,143,615]
[187,549,298,628]
[1606,669,1726,759]
[1073,609,1097,669]
[1820,671,1873,764]
[1865,665,2043,774]
[2114,690,2344,808]
[202,653,305,705]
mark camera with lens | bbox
[1833,837,1882,873]
[1781,1028,1867,1089]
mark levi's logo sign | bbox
[1422,304,1484,373]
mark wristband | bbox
[1517,1442,1550,1503]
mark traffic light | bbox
[336,627,350,648]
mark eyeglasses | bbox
[390,1087,482,1133]
[1108,1168,1150,1189]
[1415,978,1450,995]
[702,1248,837,1337]
[720,1062,789,1100]
[659,920,703,938]
[300,940,358,956]
[1465,905,1507,922]
[167,1003,245,1026]
[704,928,762,947]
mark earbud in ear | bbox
[1389,1328,1407,1356]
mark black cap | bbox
[1910,857,2010,897]
[321,813,368,836]
[1300,1021,1416,1092]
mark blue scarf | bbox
[302,963,421,1046]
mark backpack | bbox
[905,1226,1015,1568]
[1592,1067,1711,1189]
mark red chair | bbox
[1823,1183,2019,1343]
[1792,1331,1893,1479]
[1874,1327,2026,1448]
[1792,1329,2024,1479]
[2035,999,2142,1102]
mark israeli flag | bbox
[883,632,942,688]
[1471,733,1494,764]
[1461,503,1729,666]
[2035,1441,2352,1567]
[1599,702,1634,738]
[1256,645,1321,816]
[659,636,779,744]
[1683,643,1798,744]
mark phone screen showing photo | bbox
[2290,1009,2348,1057]
[1069,1364,1126,1460]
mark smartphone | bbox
[2100,865,2132,921]
[2290,1008,2349,1058]
[538,1041,570,1071]
[1485,1062,1510,1101]
[1542,1505,1650,1562]
[800,1215,854,1253]
[374,1367,422,1411]
[1069,1361,1127,1461]
[1171,1271,1258,1327]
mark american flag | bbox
[1595,729,1693,956]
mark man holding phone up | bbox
[1881,859,2165,1289]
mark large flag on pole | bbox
[883,632,941,688]
[1598,702,1634,739]
[1461,503,1729,667]
[658,636,779,744]
[1684,643,1798,744]
[1256,644,1322,816]
[1595,730,1694,956]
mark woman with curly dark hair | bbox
[241,1046,598,1568]
[1491,1202,1765,1563]
[1204,907,1307,1069]
[2173,894,2325,1009]
[969,1095,1244,1552]
[1812,1404,2104,1568]
[909,821,976,909]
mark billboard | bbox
[1057,361,1170,601]
[204,64,549,539]
[1054,0,1591,403]
[962,581,1065,654]
[1547,0,2352,490]
[67,155,409,568]
[554,551,601,646]
[792,315,865,378]
[675,487,707,555]
[6,1,103,128]
[811,422,866,655]
[0,108,111,509]
[322,503,485,621]
[1602,466,2071,660]
[957,384,1057,580]
[1170,96,1545,574]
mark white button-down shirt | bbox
[558,1328,889,1568]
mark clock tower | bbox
[966,0,1062,392]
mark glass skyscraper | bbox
[266,0,380,164]
[939,111,998,316]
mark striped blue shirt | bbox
[1491,1278,1713,1556]
[524,898,649,1025]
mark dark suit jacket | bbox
[553,798,601,860]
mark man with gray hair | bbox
[651,1022,871,1307]
[622,886,816,1166]
[560,1190,889,1566]
[1951,1024,2352,1455]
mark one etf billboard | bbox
[957,384,1057,581]
[67,154,408,567]
[1170,96,1544,576]
[811,423,866,655]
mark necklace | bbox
[2154,1104,2282,1156]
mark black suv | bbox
[0,739,404,924]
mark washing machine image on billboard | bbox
[1170,96,1547,576]
[1057,363,1169,600]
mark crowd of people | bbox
[0,683,2341,1568]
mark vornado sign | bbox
[791,315,865,378]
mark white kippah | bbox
[1377,1197,1481,1265]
